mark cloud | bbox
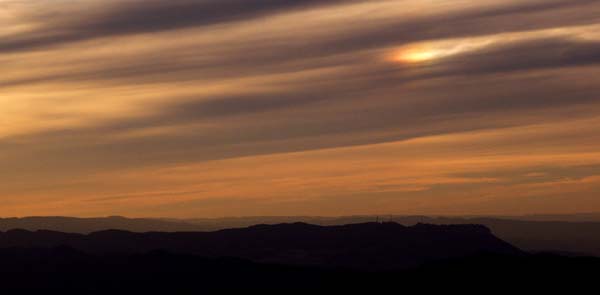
[0,0,358,53]
[42,36,600,140]
[440,38,600,75]
[2,0,600,216]
[3,0,599,56]
[3,0,600,90]
[3,34,600,175]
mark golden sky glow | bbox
[1,0,600,217]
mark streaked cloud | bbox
[1,0,600,217]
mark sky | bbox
[1,0,600,218]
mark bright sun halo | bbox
[396,47,443,63]
[393,42,461,64]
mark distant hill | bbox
[0,222,520,270]
[506,213,600,222]
[0,216,204,233]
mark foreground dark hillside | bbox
[0,248,596,293]
[0,223,520,270]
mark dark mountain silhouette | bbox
[0,222,520,270]
[402,217,600,256]
[0,222,597,293]
[3,215,600,256]
[181,215,600,256]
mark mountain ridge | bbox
[2,215,600,256]
[0,222,520,271]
